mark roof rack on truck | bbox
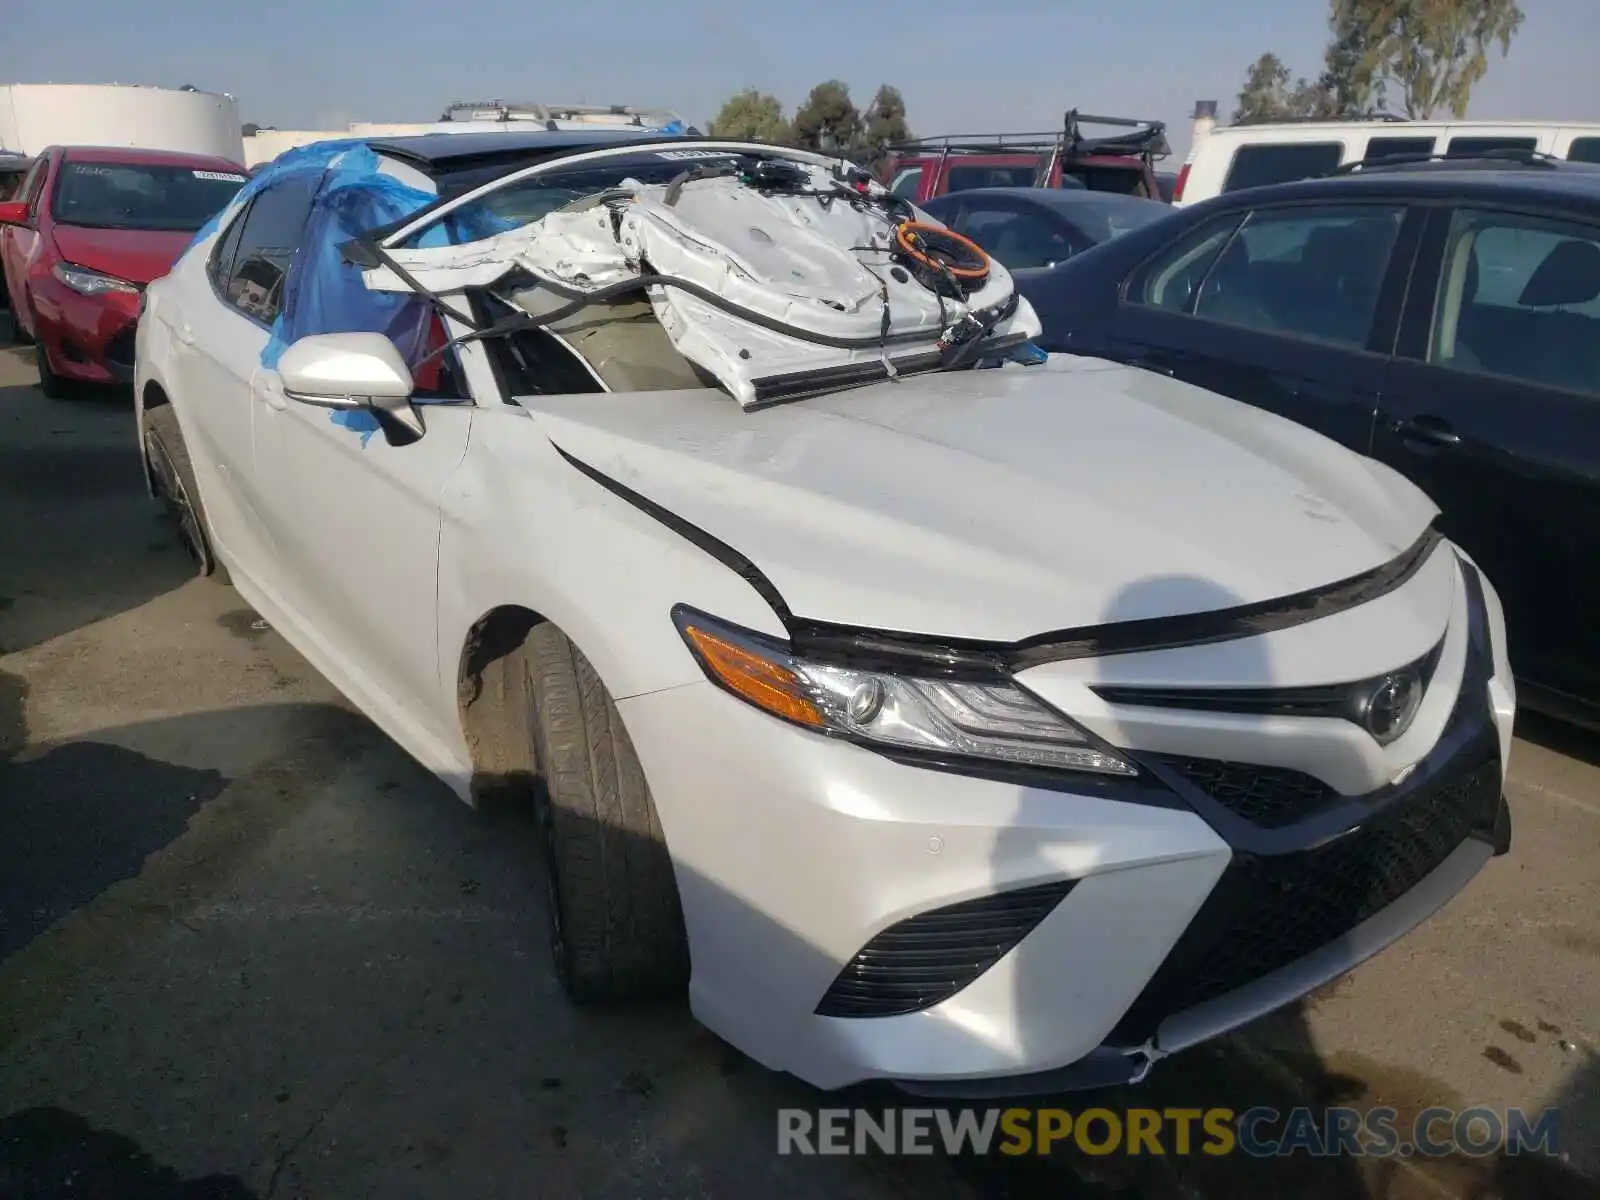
[889,110,1170,187]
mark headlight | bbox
[673,607,1136,777]
[53,262,141,297]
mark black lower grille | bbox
[1158,756,1336,828]
[104,323,136,371]
[816,879,1077,1019]
[1112,752,1501,1042]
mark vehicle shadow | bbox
[0,1106,258,1199]
[0,666,229,959]
[0,366,191,656]
[1513,709,1600,770]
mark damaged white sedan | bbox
[134,130,1517,1096]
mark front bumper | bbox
[619,550,1514,1094]
[31,274,140,383]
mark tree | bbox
[1318,0,1387,117]
[1345,0,1525,119]
[1233,53,1299,124]
[791,80,862,155]
[856,85,911,174]
[707,89,791,144]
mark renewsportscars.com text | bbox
[777,1105,1561,1159]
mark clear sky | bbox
[3,0,1597,161]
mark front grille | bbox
[1158,756,1337,828]
[104,323,137,370]
[816,879,1077,1019]
[1112,752,1500,1042]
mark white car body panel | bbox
[132,134,1518,1095]
[528,354,1437,642]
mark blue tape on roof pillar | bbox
[184,137,518,376]
[262,142,519,370]
[261,143,441,370]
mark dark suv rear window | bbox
[1222,143,1343,193]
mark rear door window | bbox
[218,171,321,324]
[1445,136,1537,158]
[1566,137,1600,164]
[1221,143,1343,193]
[1427,209,1600,396]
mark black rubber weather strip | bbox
[550,441,794,624]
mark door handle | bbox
[1392,415,1461,449]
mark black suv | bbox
[1022,157,1600,729]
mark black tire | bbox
[34,327,67,398]
[525,623,689,1001]
[143,404,231,584]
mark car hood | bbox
[532,355,1439,643]
[50,224,196,286]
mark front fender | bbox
[436,406,791,722]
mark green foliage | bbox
[1346,0,1525,118]
[1235,0,1522,125]
[707,89,791,145]
[857,85,912,173]
[707,81,913,168]
[791,80,863,155]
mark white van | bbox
[1173,119,1600,205]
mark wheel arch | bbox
[137,379,171,495]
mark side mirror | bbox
[0,200,30,226]
[276,332,423,442]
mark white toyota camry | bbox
[134,130,1516,1096]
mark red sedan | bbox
[0,145,247,396]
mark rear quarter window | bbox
[1445,135,1537,157]
[1222,142,1344,193]
[1567,137,1600,164]
[1363,136,1437,161]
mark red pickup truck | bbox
[883,111,1170,204]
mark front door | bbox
[251,309,476,753]
[1109,202,1415,454]
[1374,204,1600,709]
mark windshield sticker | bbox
[67,165,114,176]
[194,170,248,182]
[654,149,739,162]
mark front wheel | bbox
[143,405,230,584]
[524,624,689,1001]
[33,322,67,399]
